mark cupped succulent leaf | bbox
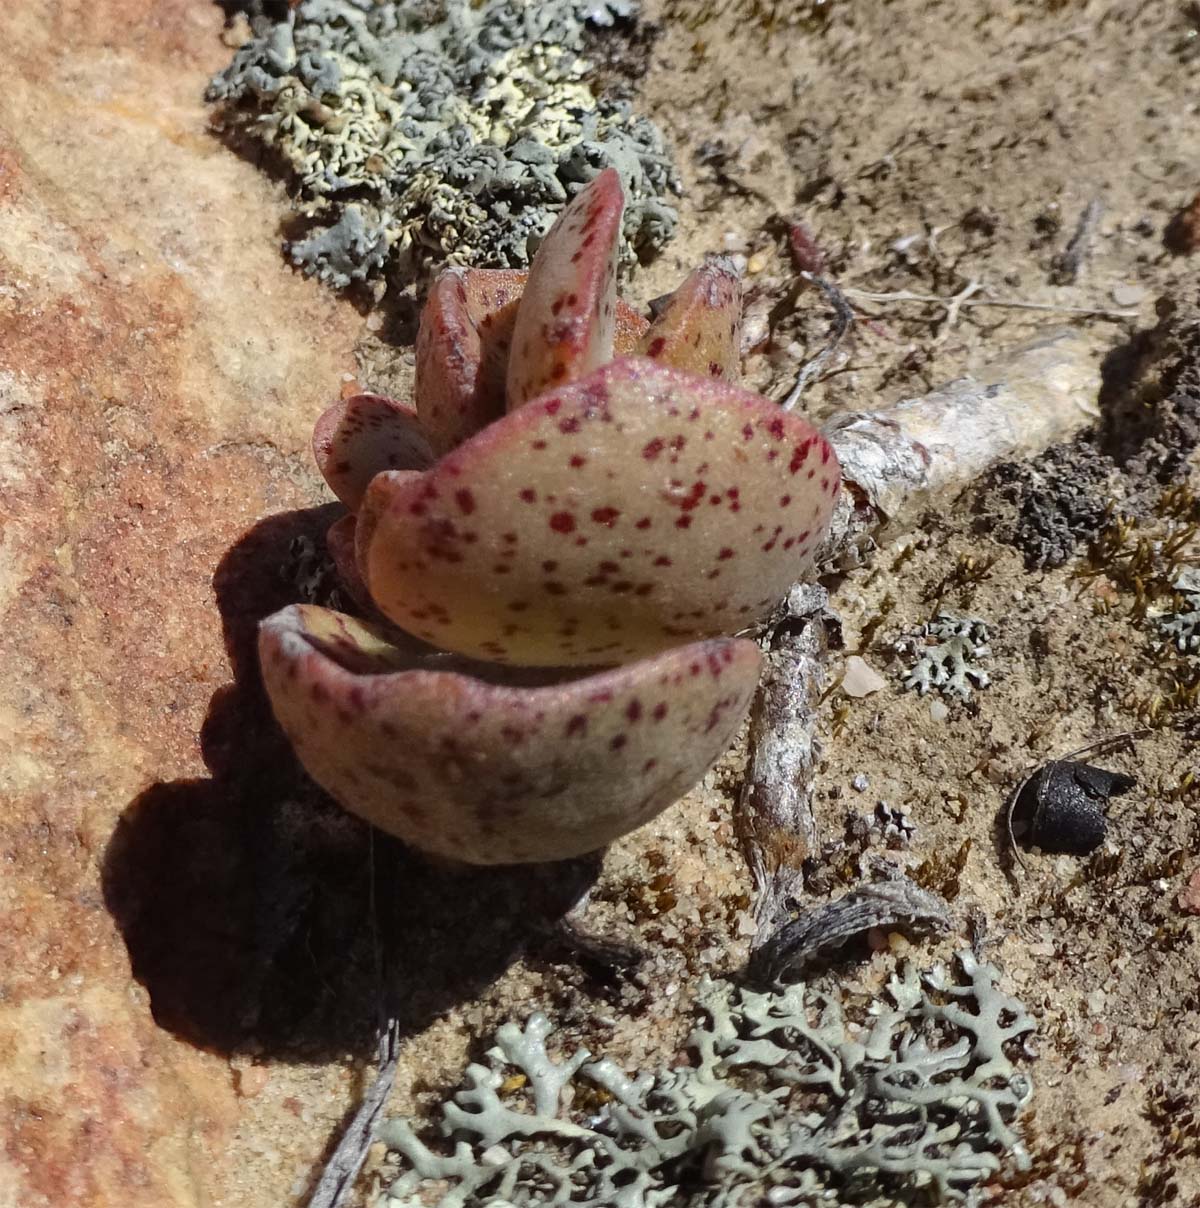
[355,468,422,578]
[259,604,763,864]
[636,261,742,380]
[362,357,841,666]
[415,267,527,455]
[415,265,648,453]
[506,168,624,409]
[313,393,433,510]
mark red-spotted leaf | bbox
[259,604,762,864]
[506,168,624,409]
[415,265,647,453]
[362,357,841,666]
[637,261,742,380]
[313,393,433,510]
[415,267,527,455]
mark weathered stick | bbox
[735,582,831,936]
[739,327,1104,955]
[822,326,1103,563]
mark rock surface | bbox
[0,4,359,1205]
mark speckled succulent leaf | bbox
[636,261,743,380]
[416,265,647,453]
[312,393,433,510]
[506,168,624,409]
[415,268,528,455]
[259,604,762,864]
[362,358,841,666]
[355,469,423,583]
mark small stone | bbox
[234,1063,270,1098]
[1178,866,1200,915]
[1110,283,1146,307]
[842,655,887,697]
[851,772,870,792]
[746,250,769,274]
[929,699,949,722]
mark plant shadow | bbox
[102,504,599,1059]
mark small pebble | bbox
[842,655,887,697]
[929,699,949,722]
[746,250,769,274]
[1178,867,1200,915]
[851,772,870,792]
[1110,283,1146,307]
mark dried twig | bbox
[820,326,1104,562]
[842,284,1135,322]
[736,583,830,938]
[307,1017,402,1208]
[1050,197,1103,285]
[780,272,855,409]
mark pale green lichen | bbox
[900,611,992,700]
[375,951,1035,1206]
[209,0,678,286]
[1154,569,1200,654]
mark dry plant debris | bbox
[375,951,1036,1207]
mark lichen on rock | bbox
[376,950,1035,1206]
[208,0,679,287]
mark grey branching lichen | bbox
[376,951,1035,1206]
[209,0,679,286]
[900,611,992,700]
[1155,569,1200,654]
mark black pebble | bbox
[1013,760,1136,855]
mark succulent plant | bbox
[259,170,840,864]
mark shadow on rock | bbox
[103,505,598,1059]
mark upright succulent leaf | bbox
[260,605,762,864]
[362,358,841,666]
[637,261,743,380]
[417,265,648,454]
[415,268,528,455]
[506,168,624,409]
[313,393,433,510]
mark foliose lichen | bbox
[900,611,992,700]
[376,950,1035,1206]
[208,0,679,287]
[1155,568,1200,654]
